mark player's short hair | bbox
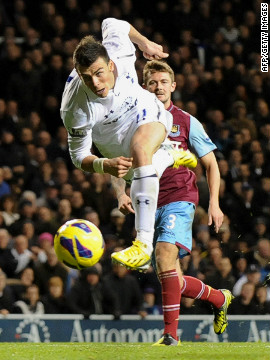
[143,60,175,84]
[73,35,110,68]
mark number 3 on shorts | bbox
[167,214,176,229]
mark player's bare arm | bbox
[200,151,224,233]
[111,176,134,215]
[81,155,133,178]
[128,25,169,60]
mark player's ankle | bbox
[136,231,153,254]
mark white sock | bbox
[152,147,174,178]
[130,165,159,256]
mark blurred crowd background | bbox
[0,0,270,317]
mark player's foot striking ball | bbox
[111,239,151,270]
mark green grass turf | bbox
[0,343,269,360]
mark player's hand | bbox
[118,193,135,215]
[139,40,169,60]
[103,156,133,178]
[208,203,224,233]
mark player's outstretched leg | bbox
[111,164,158,270]
[213,289,234,334]
[181,276,234,334]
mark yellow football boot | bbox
[152,333,181,346]
[213,289,234,334]
[170,148,197,169]
[111,239,151,270]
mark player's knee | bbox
[156,255,175,272]
[155,243,178,272]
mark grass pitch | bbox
[0,342,269,360]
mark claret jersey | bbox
[158,102,217,208]
[60,18,172,169]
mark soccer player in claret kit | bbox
[60,18,197,271]
[113,60,234,346]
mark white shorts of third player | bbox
[92,94,173,160]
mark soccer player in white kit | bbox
[60,18,197,269]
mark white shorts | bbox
[92,95,173,159]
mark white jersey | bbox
[60,18,172,169]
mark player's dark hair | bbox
[143,60,175,84]
[73,35,110,68]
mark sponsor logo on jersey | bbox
[68,128,87,137]
[169,124,180,137]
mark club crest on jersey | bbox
[169,124,180,137]
[68,128,87,138]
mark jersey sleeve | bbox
[62,111,93,170]
[189,115,217,158]
[102,18,137,78]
